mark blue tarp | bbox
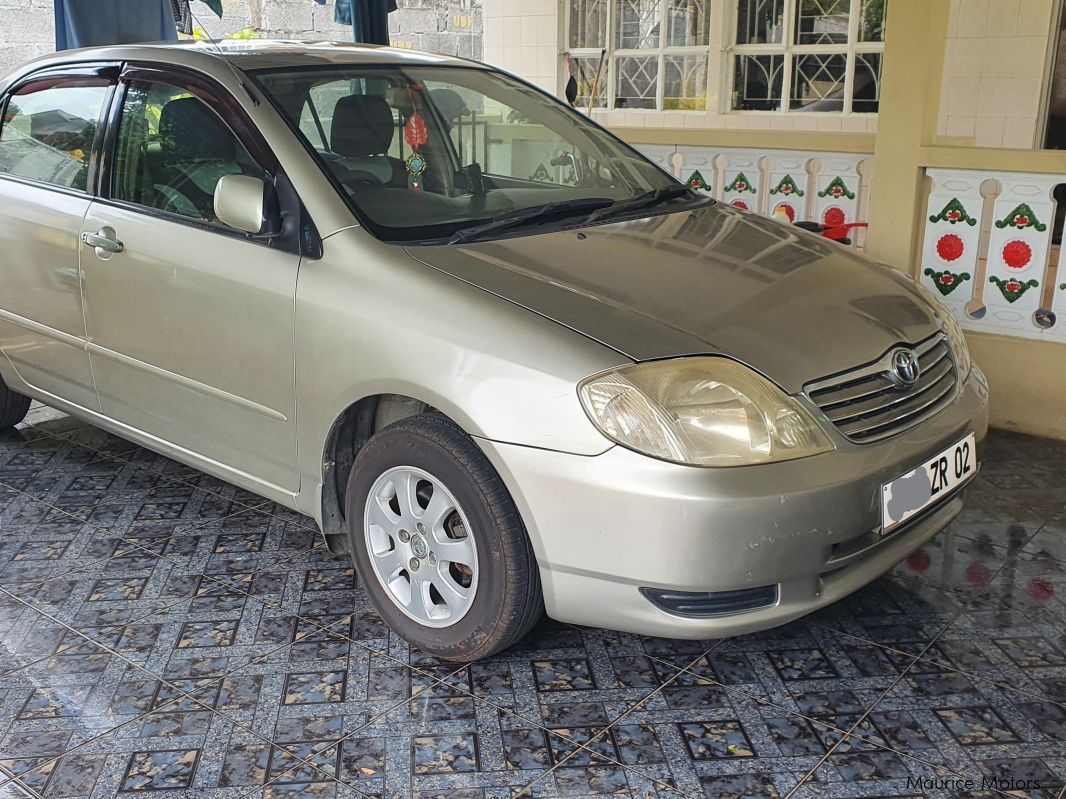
[54,0,178,51]
[53,0,397,51]
[333,0,397,45]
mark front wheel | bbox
[0,375,30,430]
[345,414,543,661]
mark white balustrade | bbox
[631,144,873,237]
[812,154,864,230]
[626,148,1066,345]
[921,168,1066,342]
[766,152,810,223]
[718,150,762,212]
[919,169,987,319]
[981,174,1058,336]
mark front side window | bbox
[568,0,712,110]
[732,0,886,113]
[255,65,692,244]
[111,80,267,222]
[0,78,110,191]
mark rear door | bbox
[0,67,116,409]
[80,66,303,495]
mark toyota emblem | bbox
[888,348,921,387]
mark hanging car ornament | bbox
[404,86,429,191]
[405,152,428,180]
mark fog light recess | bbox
[640,585,779,617]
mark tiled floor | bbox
[0,403,1064,799]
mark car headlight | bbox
[913,283,972,377]
[578,357,834,467]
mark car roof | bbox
[6,39,479,81]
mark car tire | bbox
[345,413,542,661]
[0,376,30,430]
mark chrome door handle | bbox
[81,231,124,254]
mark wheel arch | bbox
[318,389,485,554]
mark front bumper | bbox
[477,367,990,639]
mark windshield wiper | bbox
[447,197,614,244]
[582,185,698,225]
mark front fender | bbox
[294,227,626,501]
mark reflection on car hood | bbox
[405,203,940,393]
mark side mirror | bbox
[214,174,281,236]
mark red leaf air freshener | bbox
[404,113,428,151]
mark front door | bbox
[81,72,301,494]
[0,71,114,409]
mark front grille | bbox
[805,335,958,443]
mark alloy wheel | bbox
[362,465,478,627]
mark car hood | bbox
[405,203,940,393]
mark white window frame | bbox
[727,0,886,114]
[566,0,714,112]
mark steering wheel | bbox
[153,182,202,219]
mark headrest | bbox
[430,88,467,128]
[331,94,394,157]
[159,97,235,161]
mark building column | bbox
[863,1,951,272]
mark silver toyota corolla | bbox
[0,41,988,660]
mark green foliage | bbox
[861,0,886,41]
[188,26,260,41]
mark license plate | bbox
[881,433,977,534]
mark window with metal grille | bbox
[566,0,712,111]
[731,0,886,113]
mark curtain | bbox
[334,0,398,45]
[54,0,178,50]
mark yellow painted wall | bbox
[969,335,1066,437]
[862,0,950,268]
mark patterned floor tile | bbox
[518,646,842,798]
[817,653,1066,794]
[805,576,968,648]
[889,523,1032,599]
[0,695,327,797]
[1,414,1065,799]
[791,729,1066,799]
[226,633,688,799]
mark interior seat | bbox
[154,96,247,219]
[330,94,406,187]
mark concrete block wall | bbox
[0,0,56,76]
[0,0,482,77]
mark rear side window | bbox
[112,80,267,223]
[0,78,110,191]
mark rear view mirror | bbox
[214,174,281,236]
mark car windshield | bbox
[252,64,697,244]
